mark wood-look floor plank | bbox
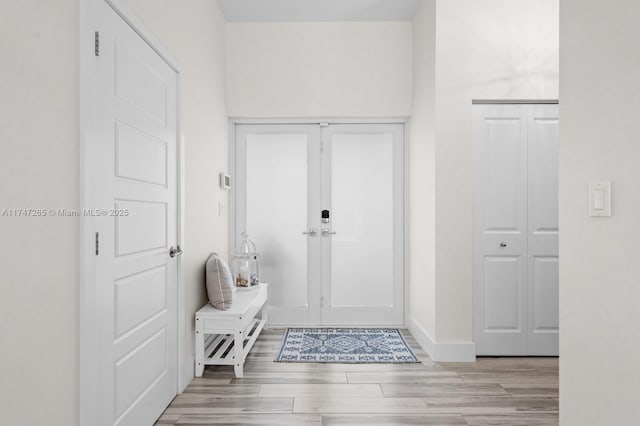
[512,358,558,367]
[501,384,559,397]
[181,377,232,385]
[320,414,468,426]
[179,384,260,397]
[348,371,463,384]
[155,413,180,424]
[460,375,558,385]
[463,413,559,425]
[381,383,509,398]
[427,397,559,415]
[258,383,383,398]
[232,372,349,384]
[164,397,294,415]
[294,397,430,414]
[173,414,321,425]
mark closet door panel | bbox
[473,105,528,355]
[527,105,559,355]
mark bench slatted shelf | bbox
[195,283,268,378]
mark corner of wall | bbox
[408,0,438,348]
[408,317,435,356]
[408,317,476,362]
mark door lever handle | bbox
[321,229,336,236]
[169,245,183,257]
[303,229,318,236]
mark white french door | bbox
[234,123,404,326]
[236,125,321,325]
[320,125,404,325]
[472,103,559,356]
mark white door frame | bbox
[79,1,185,424]
[228,117,409,327]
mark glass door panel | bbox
[235,125,320,325]
[330,133,394,306]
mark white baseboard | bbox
[407,317,434,355]
[179,355,194,393]
[408,317,476,362]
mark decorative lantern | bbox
[231,232,260,288]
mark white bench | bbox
[195,283,268,378]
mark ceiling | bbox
[216,0,419,22]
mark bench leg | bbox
[234,332,244,378]
[260,302,269,330]
[195,329,204,377]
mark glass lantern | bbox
[231,232,260,288]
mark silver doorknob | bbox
[302,229,318,236]
[169,245,183,257]
[321,229,336,236]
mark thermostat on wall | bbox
[220,173,231,190]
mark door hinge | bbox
[319,122,329,127]
[321,140,324,154]
[94,31,100,56]
[95,232,99,256]
[320,296,324,308]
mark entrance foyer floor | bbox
[156,329,558,425]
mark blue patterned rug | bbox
[275,328,420,363]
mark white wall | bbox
[432,0,558,348]
[225,21,413,117]
[409,0,437,341]
[125,0,229,389]
[0,1,227,424]
[560,1,640,424]
[0,1,79,424]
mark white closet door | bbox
[527,105,559,355]
[473,103,559,356]
[473,105,528,355]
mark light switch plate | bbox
[220,173,231,190]
[589,181,611,217]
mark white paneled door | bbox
[472,103,559,356]
[320,125,404,325]
[235,123,404,326]
[93,2,179,425]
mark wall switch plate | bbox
[589,181,611,217]
[220,173,231,190]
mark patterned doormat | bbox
[274,328,420,363]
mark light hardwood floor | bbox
[156,329,558,425]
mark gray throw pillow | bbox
[205,253,234,310]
